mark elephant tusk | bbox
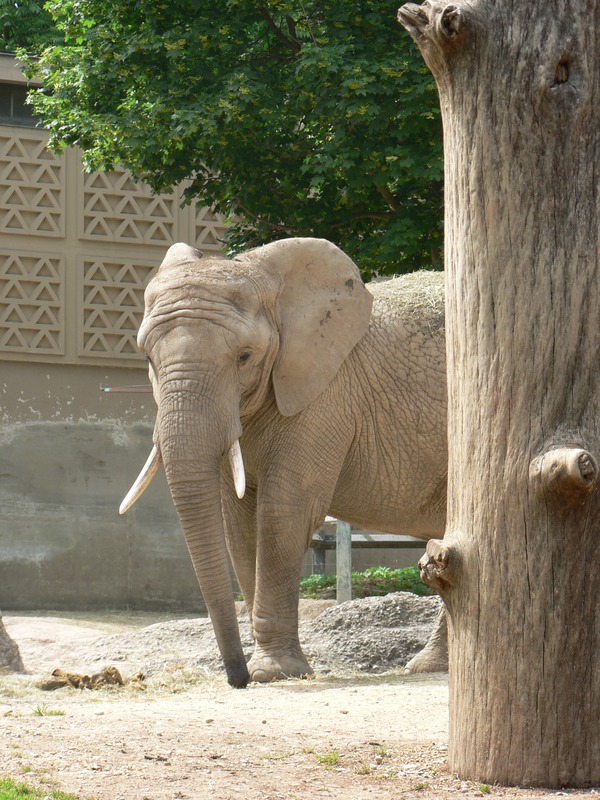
[119,445,162,514]
[228,440,246,499]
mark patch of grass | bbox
[413,781,431,790]
[259,752,292,761]
[33,705,65,717]
[0,676,40,700]
[300,565,431,600]
[479,784,492,794]
[355,763,371,775]
[316,751,340,767]
[0,778,95,799]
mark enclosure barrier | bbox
[310,519,424,603]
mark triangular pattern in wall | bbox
[0,132,63,237]
[194,206,229,251]
[81,168,177,244]
[0,123,229,366]
[80,259,156,359]
[0,253,64,354]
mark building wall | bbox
[0,123,227,369]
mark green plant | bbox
[479,785,492,794]
[33,705,65,717]
[299,565,431,599]
[316,751,340,767]
[0,778,93,800]
[0,0,62,53]
[299,573,337,599]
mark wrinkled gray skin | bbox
[130,238,447,687]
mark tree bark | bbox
[399,0,600,788]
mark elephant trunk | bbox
[158,394,249,689]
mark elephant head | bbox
[120,237,373,687]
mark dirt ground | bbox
[1,595,599,800]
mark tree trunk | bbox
[399,0,600,788]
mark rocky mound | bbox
[304,592,442,673]
[59,592,442,678]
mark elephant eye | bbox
[237,349,252,366]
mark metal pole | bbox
[312,529,327,575]
[336,520,352,604]
[102,385,153,393]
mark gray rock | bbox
[0,614,25,673]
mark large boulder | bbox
[0,615,25,673]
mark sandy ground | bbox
[0,603,599,800]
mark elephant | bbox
[120,237,447,687]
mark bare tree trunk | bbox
[399,0,600,788]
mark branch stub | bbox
[418,538,458,594]
[529,446,599,505]
[398,1,469,65]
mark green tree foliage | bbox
[23,1,442,277]
[0,0,61,53]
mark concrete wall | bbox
[0,361,204,612]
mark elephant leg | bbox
[222,480,258,620]
[404,603,449,674]
[247,503,319,682]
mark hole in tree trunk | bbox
[555,59,569,84]
[441,5,462,37]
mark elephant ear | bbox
[245,238,373,417]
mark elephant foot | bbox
[404,632,448,675]
[404,641,448,674]
[247,646,314,683]
[404,605,448,675]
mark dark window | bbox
[0,83,40,127]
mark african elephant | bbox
[121,237,447,687]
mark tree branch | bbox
[236,199,296,234]
[285,15,301,54]
[375,183,401,212]
[258,7,301,55]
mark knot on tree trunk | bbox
[398,1,468,56]
[529,446,599,505]
[418,539,458,594]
